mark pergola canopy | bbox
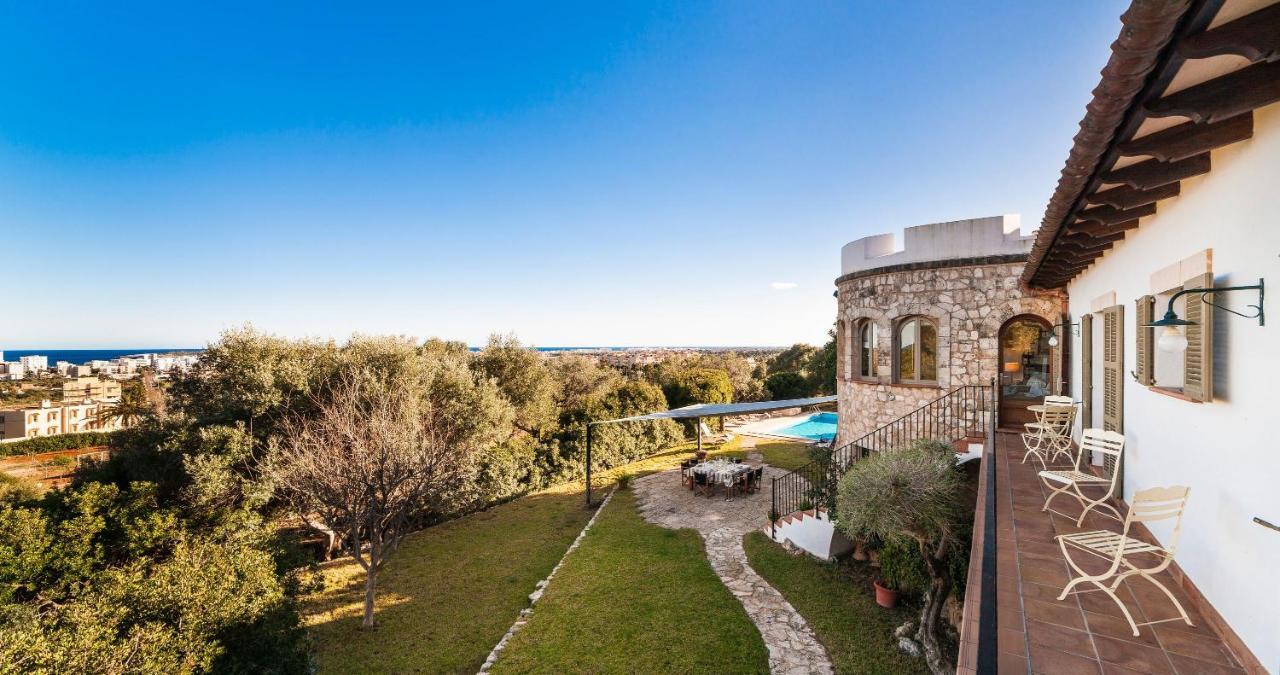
[600,395,837,424]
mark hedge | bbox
[0,432,115,457]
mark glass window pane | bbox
[860,324,872,377]
[899,320,916,380]
[920,321,937,381]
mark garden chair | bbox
[1044,395,1075,406]
[750,467,764,494]
[693,471,714,497]
[1055,485,1192,637]
[1039,428,1125,525]
[1021,404,1076,468]
[680,459,697,488]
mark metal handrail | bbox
[770,380,994,539]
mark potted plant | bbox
[873,575,900,609]
[836,439,963,675]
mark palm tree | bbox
[97,380,153,429]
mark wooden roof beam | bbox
[1101,152,1210,190]
[1146,60,1280,124]
[1180,2,1280,64]
[1075,202,1157,226]
[1068,218,1140,238]
[1116,114,1253,162]
[1086,183,1181,210]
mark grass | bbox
[705,438,813,471]
[491,488,770,674]
[743,532,929,674]
[300,481,596,674]
[298,435,813,673]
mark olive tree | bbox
[836,439,962,674]
[270,354,497,628]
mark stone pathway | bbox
[634,467,833,675]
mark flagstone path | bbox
[633,466,833,675]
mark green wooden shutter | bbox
[1102,305,1124,494]
[1183,272,1215,402]
[1081,314,1093,428]
[1102,305,1124,433]
[1058,313,1072,395]
[1135,296,1154,386]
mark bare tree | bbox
[271,369,476,627]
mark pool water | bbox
[775,412,838,442]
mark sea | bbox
[1,349,203,364]
[2,345,768,364]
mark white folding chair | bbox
[1055,485,1192,637]
[1043,395,1075,406]
[1021,404,1076,468]
[1039,428,1124,525]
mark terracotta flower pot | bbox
[867,549,881,568]
[851,540,868,562]
[874,580,900,609]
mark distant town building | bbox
[0,363,25,381]
[0,399,123,440]
[61,377,122,403]
[18,355,48,373]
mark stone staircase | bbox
[762,507,855,561]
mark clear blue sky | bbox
[1,1,1120,349]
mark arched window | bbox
[896,316,938,384]
[858,321,876,379]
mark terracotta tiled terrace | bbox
[990,432,1249,674]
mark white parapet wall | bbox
[840,214,1034,277]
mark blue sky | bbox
[1,1,1121,348]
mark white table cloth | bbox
[690,459,752,487]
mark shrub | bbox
[0,432,114,457]
[876,537,929,593]
[765,371,808,399]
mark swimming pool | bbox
[773,412,838,442]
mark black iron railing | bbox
[770,379,995,537]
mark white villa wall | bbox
[840,214,1033,276]
[1064,102,1280,669]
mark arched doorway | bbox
[998,314,1054,429]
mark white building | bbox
[18,355,48,373]
[1014,2,1280,669]
[0,399,123,440]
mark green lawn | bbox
[299,436,815,674]
[743,532,929,675]
[301,481,596,674]
[490,488,770,674]
[708,438,813,471]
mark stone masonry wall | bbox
[835,260,1063,444]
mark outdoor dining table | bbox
[690,459,753,487]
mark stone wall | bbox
[834,259,1063,444]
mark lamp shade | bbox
[1158,325,1188,352]
[1003,362,1021,373]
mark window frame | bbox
[894,316,939,385]
[854,319,878,380]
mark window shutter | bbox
[1057,314,1071,395]
[1135,296,1154,386]
[1102,305,1124,433]
[1182,272,1215,402]
[1102,305,1124,495]
[1081,314,1093,428]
